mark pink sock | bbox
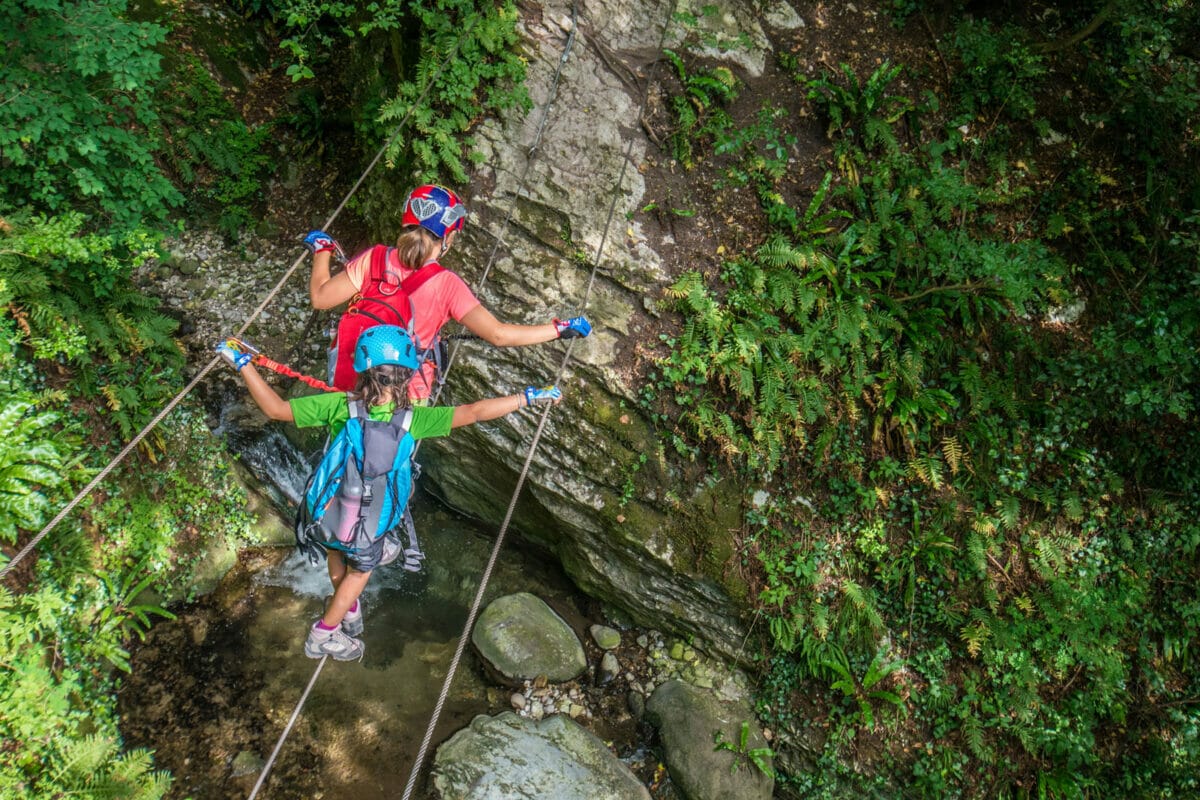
[349,600,359,613]
[315,619,338,632]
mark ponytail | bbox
[395,227,440,270]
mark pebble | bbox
[511,693,526,710]
[636,634,649,649]
[589,624,621,650]
[596,651,619,686]
[627,690,645,720]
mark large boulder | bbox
[472,592,587,683]
[645,680,774,800]
[432,711,650,800]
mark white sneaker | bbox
[304,622,365,661]
[341,601,364,637]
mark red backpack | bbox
[328,245,444,391]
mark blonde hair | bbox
[395,227,441,270]
[351,364,414,409]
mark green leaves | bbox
[0,399,70,545]
[0,0,182,231]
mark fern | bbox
[51,735,172,799]
[0,399,70,544]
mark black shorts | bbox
[325,533,384,572]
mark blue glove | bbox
[553,316,591,339]
[302,230,346,262]
[524,385,562,407]
[215,338,254,370]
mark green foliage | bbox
[376,0,529,185]
[0,409,250,797]
[157,54,275,235]
[949,20,1046,123]
[0,213,184,436]
[806,61,917,152]
[49,735,172,799]
[0,400,71,545]
[824,648,906,729]
[650,7,1200,792]
[247,0,530,195]
[713,721,776,778]
[663,49,739,168]
[0,0,182,232]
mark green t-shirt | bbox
[289,392,453,440]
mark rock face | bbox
[472,592,587,683]
[432,711,650,800]
[645,680,774,800]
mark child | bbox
[303,183,592,397]
[216,325,562,660]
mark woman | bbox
[304,184,591,398]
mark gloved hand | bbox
[523,385,562,407]
[553,316,591,339]
[215,338,255,371]
[302,230,346,262]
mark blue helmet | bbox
[353,325,419,373]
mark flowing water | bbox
[119,399,597,799]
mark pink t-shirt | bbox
[345,247,481,399]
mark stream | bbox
[117,398,632,799]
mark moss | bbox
[572,381,752,604]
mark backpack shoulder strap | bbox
[399,262,445,295]
[367,245,391,283]
[388,408,414,435]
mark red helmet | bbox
[402,184,467,239]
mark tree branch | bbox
[1034,1,1117,54]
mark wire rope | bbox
[432,4,579,402]
[246,654,328,800]
[398,3,677,797]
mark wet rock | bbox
[472,593,586,684]
[432,712,649,800]
[590,623,622,650]
[645,680,773,800]
[627,690,645,721]
[511,692,527,711]
[596,651,620,686]
[229,750,264,778]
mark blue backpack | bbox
[295,399,416,563]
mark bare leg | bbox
[327,550,347,590]
[322,568,371,628]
